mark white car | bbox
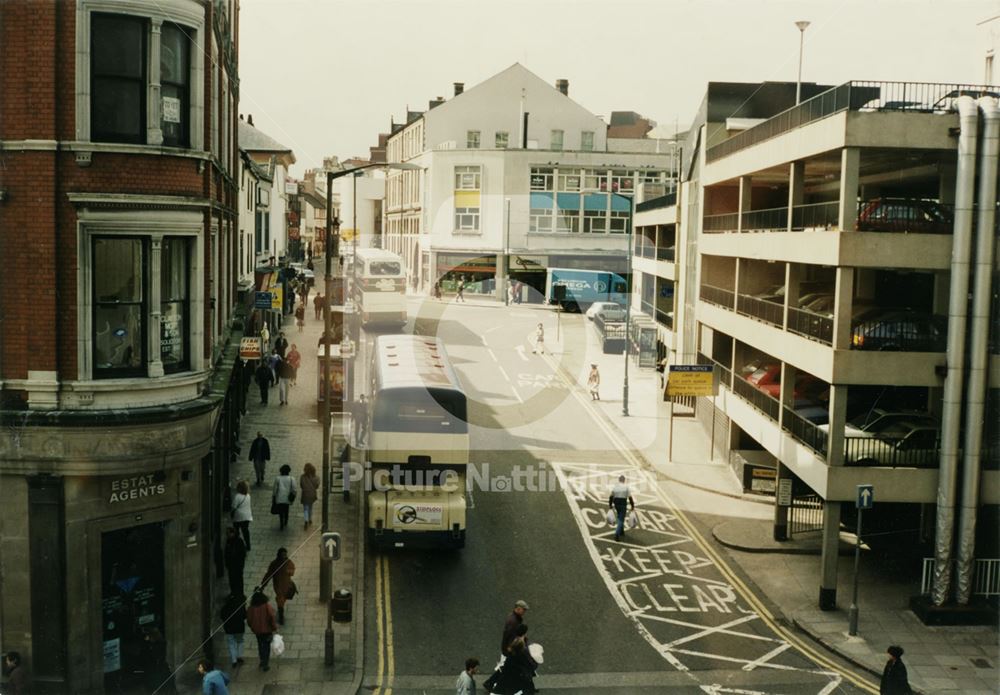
[585,301,623,321]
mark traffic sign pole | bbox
[320,532,341,666]
[849,484,873,636]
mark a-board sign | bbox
[666,365,716,397]
[239,337,262,360]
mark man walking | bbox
[532,323,545,354]
[456,657,479,695]
[501,600,529,658]
[254,360,274,405]
[223,526,247,596]
[609,475,636,541]
[249,432,271,487]
[274,331,289,360]
[313,293,324,320]
[456,277,466,302]
[277,357,294,406]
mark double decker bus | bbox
[352,248,406,326]
[366,335,468,549]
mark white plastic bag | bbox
[270,633,285,657]
[626,510,639,529]
[528,642,544,664]
[606,509,616,526]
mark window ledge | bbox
[452,230,483,236]
[64,140,212,160]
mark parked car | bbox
[851,312,947,351]
[820,408,937,437]
[753,284,786,304]
[586,301,623,321]
[595,306,627,323]
[857,197,953,235]
[842,420,941,467]
[744,363,782,397]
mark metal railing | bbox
[789,494,824,537]
[782,406,828,456]
[856,199,955,235]
[656,308,673,329]
[636,193,677,213]
[843,436,940,467]
[635,236,656,258]
[700,284,735,309]
[921,558,1000,597]
[787,306,834,345]
[850,313,947,352]
[742,206,788,232]
[792,201,840,230]
[698,352,732,389]
[656,246,675,262]
[707,81,1000,162]
[736,294,784,327]
[732,376,780,421]
[703,212,739,233]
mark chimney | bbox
[429,96,445,110]
[556,79,569,96]
[247,114,254,126]
[454,82,464,96]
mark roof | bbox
[238,120,296,163]
[373,335,464,392]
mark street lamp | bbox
[616,192,635,416]
[504,197,511,305]
[795,20,811,105]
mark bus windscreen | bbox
[373,389,467,433]
[369,261,402,276]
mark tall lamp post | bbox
[504,197,511,305]
[617,192,634,416]
[795,20,811,105]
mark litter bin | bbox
[332,588,353,622]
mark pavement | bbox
[193,290,997,694]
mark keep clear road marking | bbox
[514,344,529,362]
[542,354,874,694]
[374,555,395,695]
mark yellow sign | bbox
[340,228,356,242]
[666,365,716,397]
[270,286,283,310]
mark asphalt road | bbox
[360,297,874,695]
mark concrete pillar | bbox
[148,20,164,146]
[737,176,752,232]
[826,384,850,468]
[938,161,958,205]
[819,500,841,610]
[773,462,791,541]
[784,263,801,329]
[831,267,855,350]
[733,258,742,306]
[494,253,506,302]
[838,148,861,231]
[787,161,805,231]
[779,363,797,413]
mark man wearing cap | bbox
[501,600,529,657]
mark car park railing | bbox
[787,306,833,345]
[921,558,1000,597]
[699,284,735,310]
[843,436,940,467]
[850,313,948,352]
[635,235,656,259]
[741,206,788,232]
[792,201,840,230]
[782,406,828,456]
[732,376,780,421]
[636,193,677,213]
[656,245,675,262]
[697,353,732,389]
[856,199,955,234]
[736,293,784,327]
[656,308,673,329]
[707,81,999,163]
[703,212,739,233]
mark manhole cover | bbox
[971,657,992,669]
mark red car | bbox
[745,364,825,400]
[856,198,952,234]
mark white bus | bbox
[366,335,469,549]
[352,248,406,326]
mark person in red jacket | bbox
[245,590,278,672]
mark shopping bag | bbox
[626,510,639,529]
[270,633,285,657]
[606,509,616,526]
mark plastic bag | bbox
[270,633,285,657]
[626,510,639,529]
[606,509,616,526]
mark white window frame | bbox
[495,131,509,149]
[551,129,564,151]
[454,207,480,232]
[454,165,481,190]
[581,131,595,151]
[466,130,481,149]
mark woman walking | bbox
[532,323,545,354]
[286,344,301,387]
[220,592,247,668]
[272,464,298,530]
[587,364,601,400]
[231,480,253,551]
[246,590,277,672]
[262,548,296,625]
[300,463,320,529]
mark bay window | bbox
[91,14,147,144]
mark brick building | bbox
[0,0,245,691]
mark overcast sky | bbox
[238,0,1000,176]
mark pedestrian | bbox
[456,277,466,302]
[880,645,912,695]
[532,323,545,354]
[272,464,298,530]
[197,658,230,695]
[657,356,668,389]
[354,394,369,446]
[260,324,270,352]
[249,432,271,487]
[433,281,442,300]
[456,657,479,695]
[300,463,320,529]
[313,293,324,319]
[231,480,253,550]
[277,357,294,405]
[587,364,601,400]
[140,627,173,692]
[262,548,296,625]
[267,348,282,387]
[2,651,27,695]
[507,283,516,305]
[514,280,523,304]
[488,625,538,695]
[274,331,289,359]
[286,343,301,387]
[245,590,277,672]
[294,303,305,332]
[223,526,247,596]
[299,276,311,306]
[608,474,636,541]
[240,359,254,414]
[220,592,247,669]
[254,360,274,405]
[501,600,529,659]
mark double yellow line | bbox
[549,353,879,694]
[373,554,395,695]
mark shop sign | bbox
[103,637,121,673]
[254,291,273,309]
[108,472,167,504]
[270,286,284,310]
[240,337,262,360]
[750,467,776,493]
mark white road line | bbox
[741,642,793,672]
[514,345,529,362]
[486,348,498,361]
[497,364,511,382]
[484,326,501,334]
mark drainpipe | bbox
[956,97,999,604]
[932,96,978,606]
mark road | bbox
[360,296,876,694]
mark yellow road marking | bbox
[374,554,385,694]
[547,353,879,694]
[383,555,395,694]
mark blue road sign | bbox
[856,484,874,510]
[254,291,273,309]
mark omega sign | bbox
[108,472,167,504]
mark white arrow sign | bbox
[321,532,342,561]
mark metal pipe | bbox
[932,96,979,606]
[956,96,1000,604]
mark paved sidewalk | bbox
[206,299,364,694]
[551,310,999,695]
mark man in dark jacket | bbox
[224,527,247,595]
[274,331,289,359]
[254,360,274,405]
[220,593,247,668]
[501,600,529,656]
[249,432,271,486]
[880,645,912,694]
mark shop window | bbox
[160,238,190,373]
[93,237,146,377]
[530,168,554,191]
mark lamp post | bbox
[352,170,362,259]
[504,197,511,305]
[795,20,811,105]
[617,192,634,416]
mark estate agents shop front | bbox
[0,405,216,693]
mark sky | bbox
[238,0,1000,176]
